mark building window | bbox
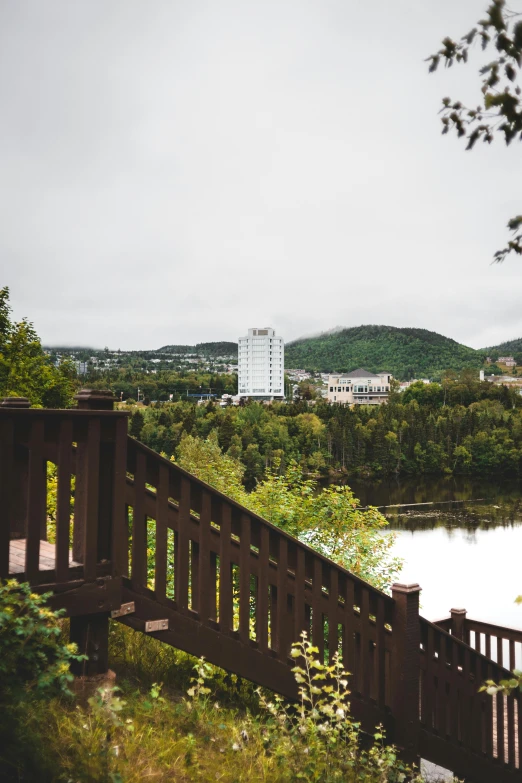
[330,387,333,392]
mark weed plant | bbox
[1,617,462,783]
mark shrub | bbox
[0,579,84,701]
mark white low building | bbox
[238,327,284,400]
[327,368,392,405]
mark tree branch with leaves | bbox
[427,0,522,262]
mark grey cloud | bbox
[1,0,521,350]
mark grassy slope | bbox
[3,623,437,783]
[285,325,483,379]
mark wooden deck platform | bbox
[9,539,80,575]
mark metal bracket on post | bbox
[145,619,169,633]
[111,601,135,619]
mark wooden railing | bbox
[124,436,395,730]
[2,392,522,782]
[0,395,128,586]
[420,616,522,780]
[436,609,522,671]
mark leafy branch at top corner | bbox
[427,1,522,263]
[427,1,522,149]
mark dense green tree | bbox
[129,410,145,439]
[0,287,75,407]
[174,437,402,591]
[129,369,522,482]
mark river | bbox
[347,476,522,632]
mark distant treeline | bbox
[88,369,238,402]
[128,375,522,486]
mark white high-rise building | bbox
[238,327,284,400]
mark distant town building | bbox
[398,379,431,392]
[486,374,521,386]
[498,356,516,367]
[238,327,284,400]
[327,368,392,405]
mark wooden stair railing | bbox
[1,392,522,782]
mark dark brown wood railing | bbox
[124,437,395,729]
[436,610,522,672]
[0,400,128,586]
[420,616,522,780]
[2,393,522,782]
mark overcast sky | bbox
[1,0,521,350]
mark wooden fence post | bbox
[391,583,421,764]
[450,608,467,642]
[0,398,31,539]
[70,389,125,679]
[72,389,121,565]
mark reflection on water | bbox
[391,524,522,634]
[350,476,522,632]
[347,475,522,508]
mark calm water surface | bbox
[349,477,522,630]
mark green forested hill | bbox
[481,337,522,362]
[158,341,237,357]
[285,325,484,379]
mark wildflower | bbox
[214,702,220,710]
[232,742,241,751]
[317,723,328,734]
[336,708,345,719]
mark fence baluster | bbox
[343,579,355,680]
[0,419,14,578]
[111,417,128,577]
[256,525,268,651]
[508,691,516,767]
[154,463,169,600]
[239,514,251,644]
[197,490,212,622]
[276,536,288,659]
[131,450,147,588]
[376,598,386,709]
[328,569,339,664]
[55,418,72,582]
[176,477,190,613]
[219,503,233,633]
[83,418,100,581]
[294,546,306,646]
[312,558,323,659]
[360,589,370,699]
[26,419,45,582]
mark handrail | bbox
[435,611,522,672]
[3,400,522,782]
[124,435,395,720]
[419,616,522,777]
[127,437,395,605]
